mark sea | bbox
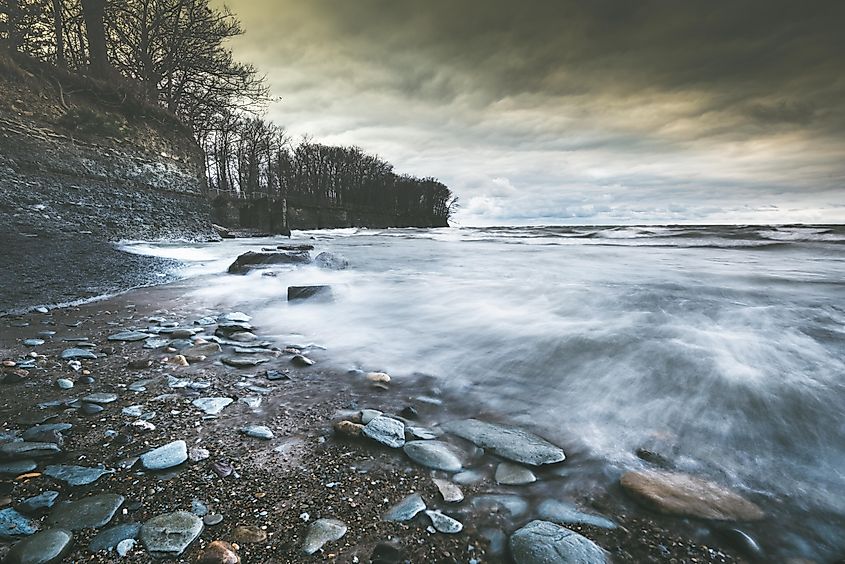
[120,224,845,560]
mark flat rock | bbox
[89,522,141,553]
[193,397,233,415]
[620,470,765,521]
[56,378,74,389]
[470,495,529,518]
[3,528,73,563]
[241,425,274,440]
[0,460,37,475]
[221,356,268,368]
[141,440,188,470]
[21,424,71,442]
[510,520,608,564]
[219,312,251,323]
[228,250,311,274]
[22,338,45,346]
[141,511,203,558]
[47,493,124,530]
[44,465,113,486]
[442,419,565,466]
[425,510,463,533]
[383,493,426,522]
[537,500,617,530]
[288,285,333,302]
[302,518,347,555]
[81,393,118,404]
[362,416,405,448]
[0,508,38,538]
[143,338,171,349]
[433,478,464,503]
[495,462,537,485]
[360,409,383,424]
[107,331,150,342]
[0,442,61,460]
[60,348,97,360]
[403,441,463,471]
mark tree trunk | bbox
[80,0,109,77]
[51,0,65,67]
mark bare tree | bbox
[80,0,108,76]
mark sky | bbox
[218,0,845,225]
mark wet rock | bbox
[360,409,383,424]
[228,251,311,274]
[241,425,274,440]
[366,372,390,383]
[17,491,60,513]
[442,419,566,466]
[60,348,97,360]
[81,403,104,415]
[165,339,193,350]
[713,527,764,558]
[222,356,268,368]
[537,500,618,530]
[265,369,290,381]
[471,495,529,518]
[191,500,208,517]
[406,426,438,440]
[107,331,150,342]
[635,447,674,469]
[82,393,119,404]
[495,462,537,485]
[333,420,364,438]
[89,522,141,553]
[198,540,240,563]
[126,359,153,370]
[510,520,608,564]
[22,339,45,347]
[215,322,254,337]
[432,478,464,503]
[0,460,37,475]
[288,285,333,302]
[116,539,135,557]
[0,442,61,460]
[141,440,188,470]
[403,440,463,471]
[169,329,195,339]
[47,493,124,530]
[232,525,267,543]
[44,464,113,486]
[452,470,485,485]
[0,508,38,538]
[425,510,463,533]
[3,528,72,563]
[21,424,71,442]
[383,493,426,522]
[291,354,315,367]
[184,343,222,357]
[302,518,347,554]
[219,312,251,323]
[314,252,349,270]
[193,397,233,415]
[203,514,224,526]
[228,331,258,343]
[362,416,406,448]
[56,378,74,390]
[620,470,765,521]
[141,511,203,558]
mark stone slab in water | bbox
[362,416,405,448]
[537,500,617,530]
[442,419,565,466]
[288,285,333,302]
[107,331,150,342]
[509,520,608,564]
[141,440,188,470]
[192,397,233,415]
[89,522,141,553]
[495,462,537,485]
[60,348,97,360]
[302,518,347,555]
[44,464,113,486]
[403,441,464,472]
[383,493,426,522]
[47,493,125,530]
[3,528,73,563]
[141,511,204,558]
[620,470,765,521]
[228,250,311,274]
[0,508,39,538]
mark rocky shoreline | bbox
[0,247,778,563]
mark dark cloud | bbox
[219,0,845,224]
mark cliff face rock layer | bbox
[0,54,215,313]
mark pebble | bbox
[116,538,136,557]
[241,425,274,440]
[55,378,74,389]
[17,490,60,513]
[126,359,153,370]
[47,493,125,530]
[403,441,464,471]
[302,518,347,555]
[192,397,233,415]
[442,418,566,466]
[189,447,210,462]
[43,464,113,486]
[122,405,144,417]
[383,493,426,522]
[366,372,390,383]
[291,354,315,366]
[88,522,141,553]
[141,511,204,558]
[82,392,119,404]
[191,500,209,517]
[509,520,608,564]
[432,478,464,503]
[537,499,617,530]
[2,528,73,562]
[197,540,240,563]
[22,339,45,346]
[425,510,463,533]
[362,416,406,448]
[203,514,224,526]
[141,440,188,470]
[232,525,267,543]
[222,356,268,368]
[107,331,150,342]
[60,348,97,360]
[81,403,104,415]
[0,507,39,538]
[495,462,537,485]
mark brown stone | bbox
[333,420,364,438]
[620,470,765,521]
[197,540,240,564]
[232,525,267,544]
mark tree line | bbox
[0,0,456,223]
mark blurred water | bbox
[120,224,845,558]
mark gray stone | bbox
[88,522,141,553]
[432,478,464,503]
[56,379,74,390]
[141,440,187,471]
[228,250,311,274]
[290,354,315,366]
[44,465,113,487]
[228,331,257,342]
[3,528,73,563]
[406,426,438,440]
[21,424,71,442]
[442,419,565,466]
[288,285,333,302]
[82,393,119,404]
[219,312,251,323]
[117,539,135,557]
[107,331,150,342]
[537,500,617,530]
[470,495,529,518]
[509,520,608,564]
[203,514,223,526]
[425,510,463,534]
[18,491,60,513]
[362,416,405,448]
[47,493,124,530]
[140,511,203,559]
[0,508,38,538]
[403,440,464,472]
[81,403,104,415]
[60,348,97,360]
[22,339,45,346]
[191,500,208,517]
[302,518,347,555]
[143,338,170,349]
[241,425,274,440]
[495,462,537,485]
[383,493,426,522]
[192,397,233,415]
[0,460,36,475]
[452,470,485,485]
[0,442,61,459]
[221,356,269,368]
[360,409,382,424]
[314,252,349,270]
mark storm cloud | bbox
[219,0,845,224]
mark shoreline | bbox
[0,271,756,563]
